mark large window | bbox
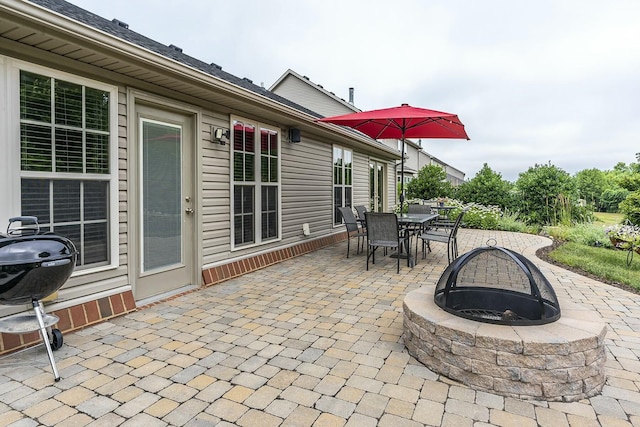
[19,69,115,269]
[232,119,280,248]
[333,146,353,225]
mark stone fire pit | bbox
[403,286,607,402]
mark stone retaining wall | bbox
[403,286,607,402]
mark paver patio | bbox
[1,228,639,426]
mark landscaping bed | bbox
[536,240,640,295]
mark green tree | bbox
[454,163,513,208]
[620,193,640,225]
[574,168,607,209]
[406,164,451,200]
[514,163,581,225]
[601,159,640,213]
[619,153,640,224]
[600,188,630,213]
[606,161,636,187]
[618,174,640,192]
[633,152,640,173]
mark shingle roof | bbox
[28,0,322,118]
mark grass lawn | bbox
[593,212,624,225]
[545,213,640,292]
[549,241,640,291]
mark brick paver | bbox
[1,229,639,425]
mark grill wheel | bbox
[50,328,63,351]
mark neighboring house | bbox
[415,148,466,186]
[430,156,466,186]
[0,0,400,354]
[384,138,466,189]
[270,69,395,215]
[270,69,360,118]
[394,138,421,187]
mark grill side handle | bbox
[42,259,72,268]
[7,216,40,236]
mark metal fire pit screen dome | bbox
[434,245,561,326]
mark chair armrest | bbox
[430,220,455,229]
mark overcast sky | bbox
[68,0,640,182]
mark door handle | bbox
[185,207,194,214]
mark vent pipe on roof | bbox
[168,44,183,53]
[349,87,354,105]
[112,19,129,29]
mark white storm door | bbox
[135,107,194,301]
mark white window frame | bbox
[2,58,119,275]
[230,116,282,251]
[333,146,353,226]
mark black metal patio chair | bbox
[418,209,465,264]
[354,205,368,231]
[365,212,411,273]
[338,207,367,258]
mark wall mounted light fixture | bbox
[212,126,229,145]
[289,127,301,143]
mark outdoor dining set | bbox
[338,203,465,273]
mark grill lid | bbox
[0,235,77,265]
[434,244,561,326]
[0,217,77,304]
[0,217,76,265]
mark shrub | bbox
[392,198,422,214]
[545,222,610,247]
[446,200,502,230]
[514,163,580,225]
[496,211,540,234]
[406,164,451,201]
[620,192,640,225]
[454,163,513,209]
[395,199,536,234]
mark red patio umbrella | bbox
[317,103,469,203]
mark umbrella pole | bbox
[400,137,405,205]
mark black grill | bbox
[0,218,77,305]
[434,245,560,326]
[0,216,77,381]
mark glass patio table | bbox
[397,213,439,226]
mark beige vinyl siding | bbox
[281,136,333,238]
[201,112,231,266]
[272,76,354,118]
[388,159,397,211]
[352,152,369,208]
[200,131,339,268]
[117,88,129,271]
